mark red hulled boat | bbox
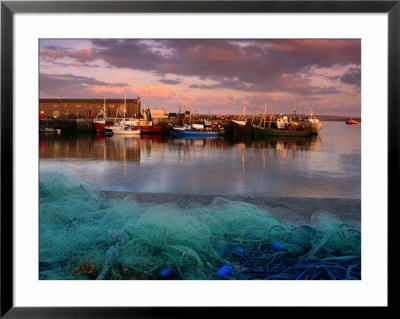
[93,120,114,133]
[346,118,358,125]
[93,97,115,132]
[138,108,162,134]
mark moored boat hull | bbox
[253,125,312,137]
[299,122,322,134]
[232,121,253,136]
[141,125,163,134]
[173,128,218,137]
[105,126,141,135]
[93,121,113,133]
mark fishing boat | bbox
[232,99,254,136]
[346,118,358,125]
[253,103,312,136]
[93,97,115,133]
[299,107,323,134]
[173,129,218,137]
[104,123,141,135]
[104,93,142,135]
[232,120,253,136]
[138,109,163,134]
[172,124,218,137]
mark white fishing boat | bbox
[300,107,323,134]
[104,92,141,135]
[104,123,141,135]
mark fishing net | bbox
[39,172,361,280]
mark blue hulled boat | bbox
[172,124,218,137]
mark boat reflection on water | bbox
[253,135,322,152]
[227,135,322,174]
[229,135,321,151]
[171,135,218,147]
[39,122,360,199]
[40,133,144,163]
[40,133,321,161]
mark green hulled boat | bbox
[253,124,312,137]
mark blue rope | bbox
[96,232,125,280]
[216,240,361,280]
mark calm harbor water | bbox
[39,121,361,199]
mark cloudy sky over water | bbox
[39,39,361,116]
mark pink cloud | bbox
[70,62,82,67]
[40,48,95,63]
[134,86,174,99]
[88,86,127,95]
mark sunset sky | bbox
[39,39,361,116]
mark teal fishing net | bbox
[39,173,361,280]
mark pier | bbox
[39,117,234,135]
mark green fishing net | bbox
[39,172,361,280]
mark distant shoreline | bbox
[197,114,361,122]
[317,115,361,122]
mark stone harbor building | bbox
[39,97,141,119]
[148,108,168,119]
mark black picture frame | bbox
[1,1,395,317]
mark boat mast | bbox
[269,111,274,128]
[123,91,127,121]
[104,96,107,120]
[293,100,296,120]
[241,99,246,121]
[115,107,120,123]
[251,107,256,125]
[263,102,267,128]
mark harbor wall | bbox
[40,118,234,135]
[40,118,96,133]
